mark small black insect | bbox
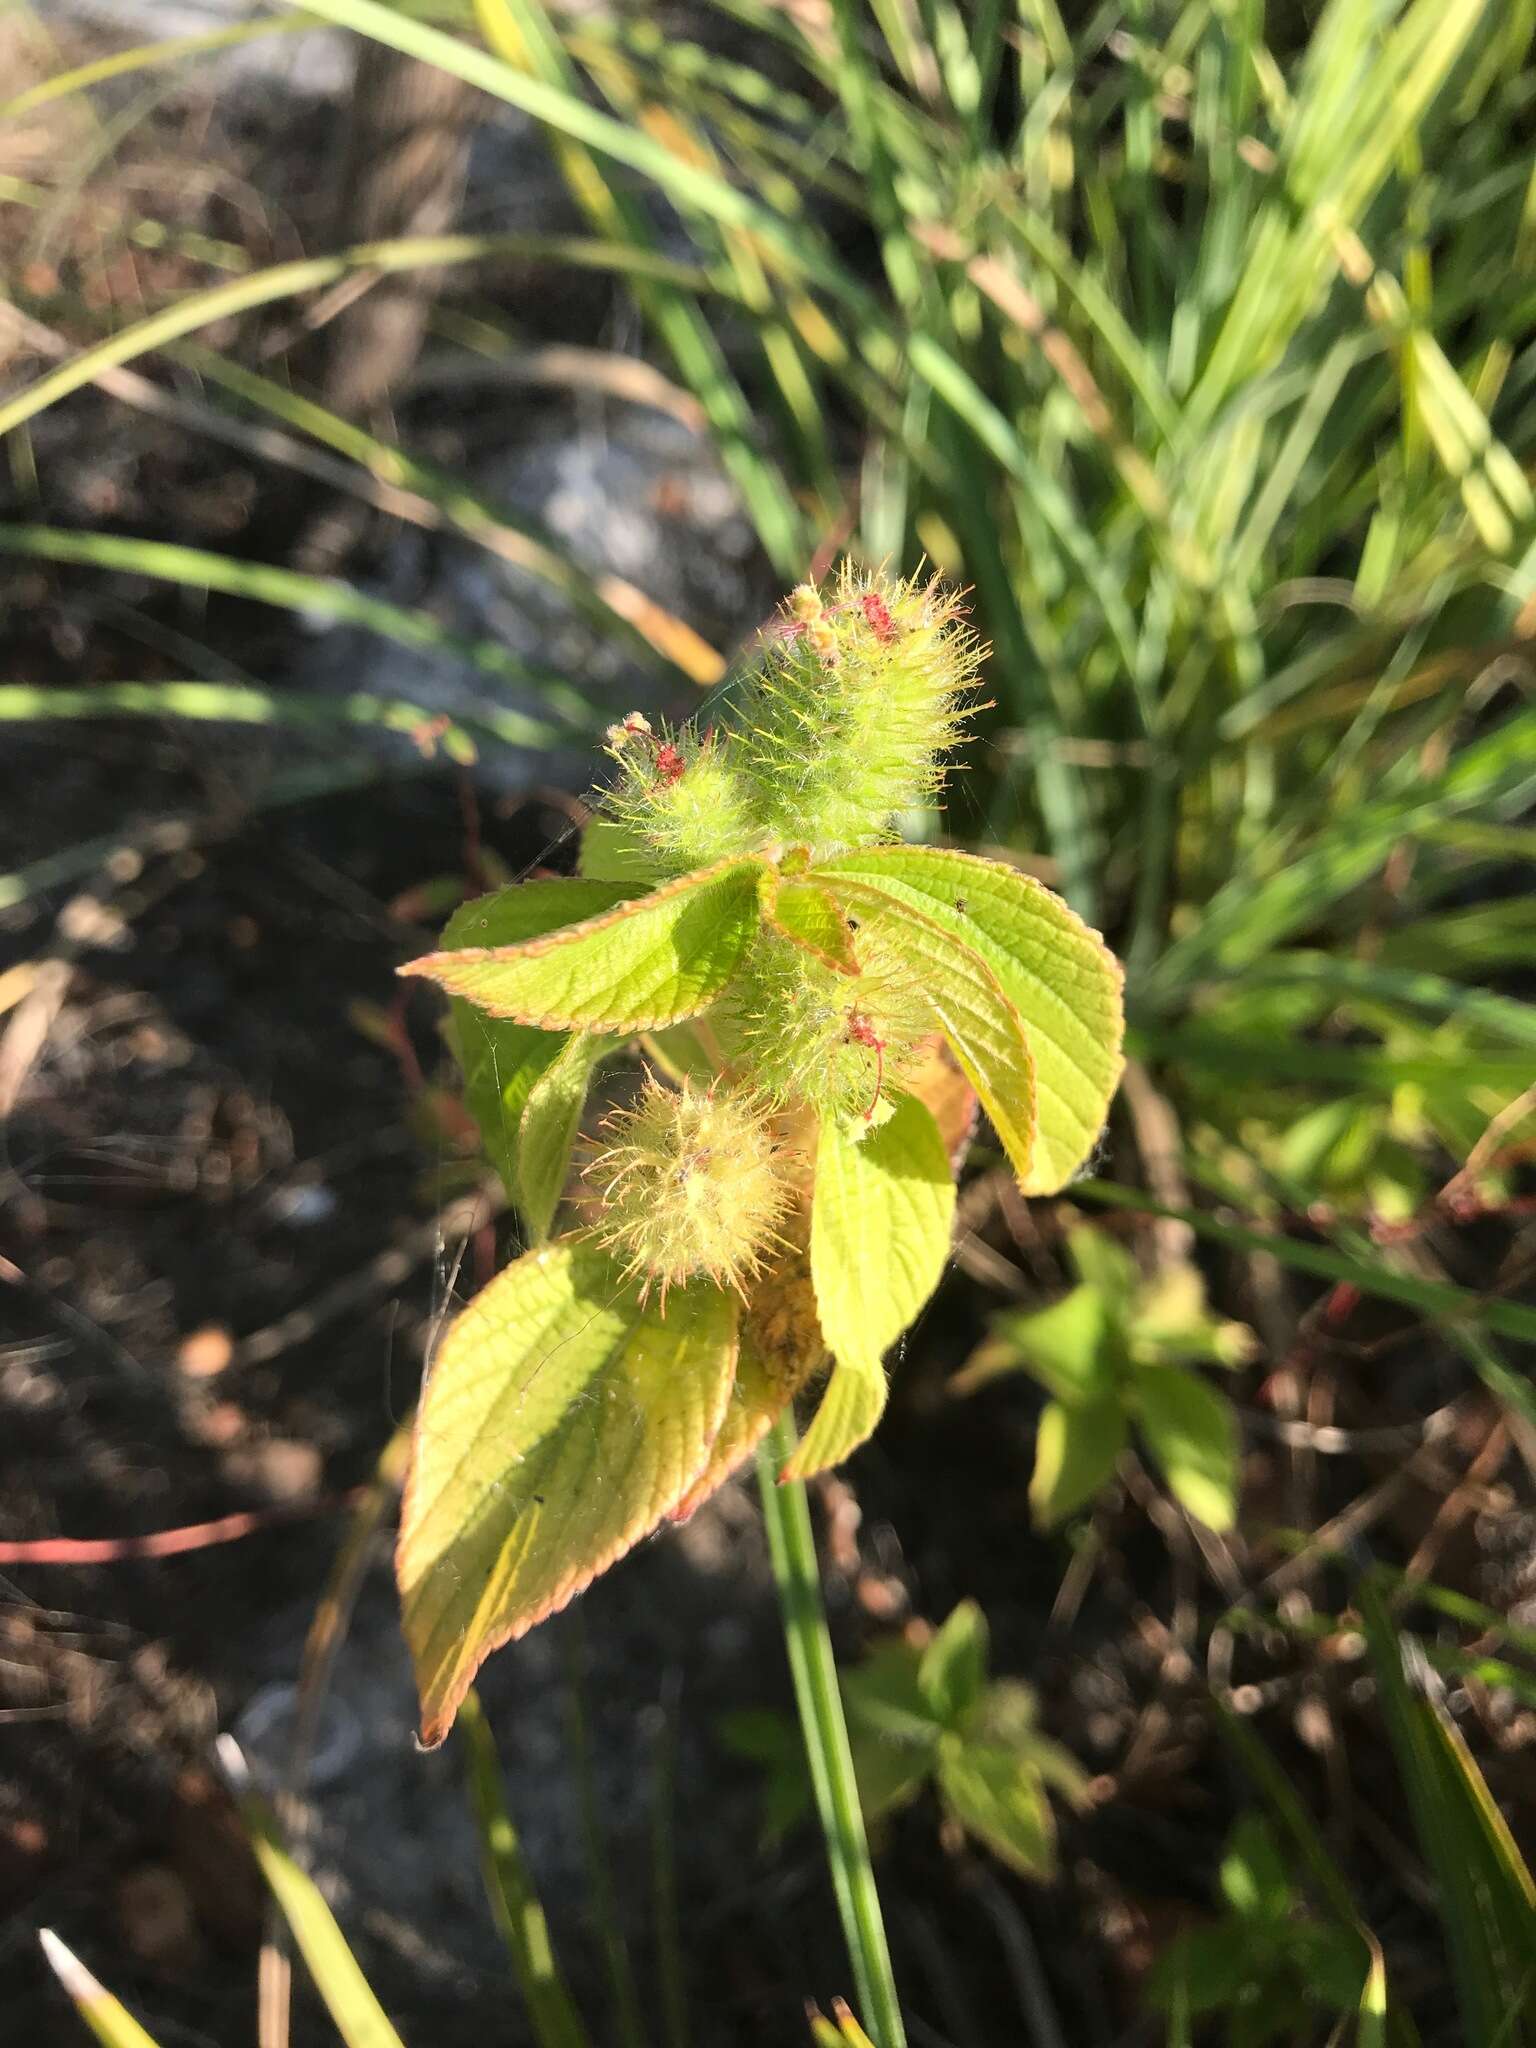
[955,897,968,913]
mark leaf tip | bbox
[214,1730,251,1792]
[38,1927,93,1999]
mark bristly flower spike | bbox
[587,1074,793,1302]
[730,564,982,855]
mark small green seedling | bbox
[1148,1814,1370,2047]
[395,570,1124,1744]
[725,1599,1088,1881]
[955,1225,1253,1532]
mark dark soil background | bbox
[2,11,1533,2047]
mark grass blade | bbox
[472,0,808,572]
[217,1737,407,2048]
[0,524,595,730]
[37,1931,164,2048]
[458,1690,590,2048]
[0,681,498,758]
[0,230,731,443]
[175,343,725,687]
[0,16,312,122]
[1359,1578,1536,2044]
[1075,1182,1536,1345]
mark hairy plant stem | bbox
[757,1412,906,2048]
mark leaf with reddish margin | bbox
[816,846,1123,1191]
[818,875,1039,1191]
[760,871,861,974]
[397,1240,737,1746]
[402,858,765,1033]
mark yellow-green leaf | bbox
[397,1241,737,1745]
[817,847,1123,1191]
[402,858,765,1033]
[761,872,861,974]
[781,1360,887,1484]
[516,1033,614,1241]
[786,1091,955,1479]
[669,1331,792,1522]
[818,876,1038,1189]
[1029,1396,1127,1529]
[443,878,634,1197]
[1129,1363,1239,1531]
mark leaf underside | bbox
[516,1032,615,1241]
[818,847,1124,1190]
[820,875,1039,1190]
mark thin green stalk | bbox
[756,1413,905,2048]
[561,1618,647,2048]
[650,1679,690,2048]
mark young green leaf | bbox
[761,873,862,974]
[717,1707,815,1846]
[1132,1262,1256,1369]
[786,1090,955,1478]
[1220,1814,1296,1925]
[816,847,1124,1191]
[1130,1362,1240,1531]
[1064,1224,1140,1309]
[817,878,1038,1190]
[397,1240,737,1745]
[1029,1397,1128,1529]
[936,1730,1056,1880]
[446,876,640,950]
[919,1599,990,1726]
[402,858,766,1033]
[993,1284,1123,1405]
[844,1642,948,1749]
